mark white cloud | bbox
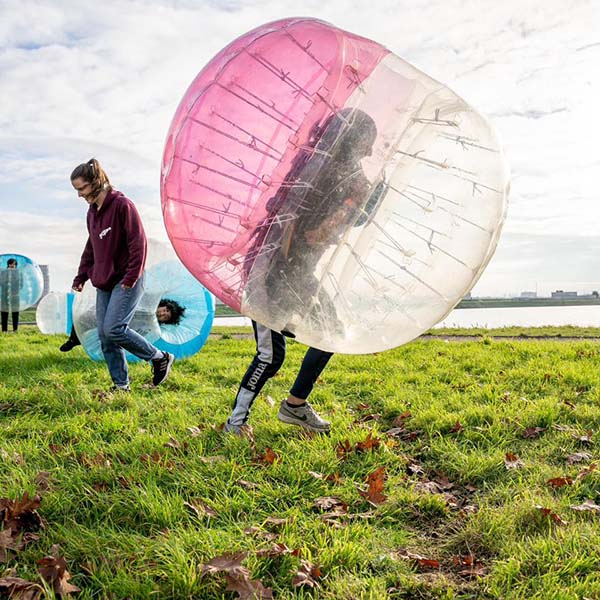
[0,0,598,297]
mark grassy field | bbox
[1,328,600,599]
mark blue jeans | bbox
[96,274,157,387]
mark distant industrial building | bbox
[551,290,578,299]
[38,264,50,305]
[520,291,537,298]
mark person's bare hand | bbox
[122,283,133,289]
[72,283,84,292]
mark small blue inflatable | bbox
[0,253,44,312]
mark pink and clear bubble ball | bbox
[161,17,509,353]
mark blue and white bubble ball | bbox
[0,254,44,312]
[72,242,215,362]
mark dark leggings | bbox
[1,311,19,332]
[227,321,333,426]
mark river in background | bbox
[213,305,600,329]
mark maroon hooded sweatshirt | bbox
[73,189,147,291]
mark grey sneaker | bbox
[277,400,331,432]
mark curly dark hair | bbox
[158,298,186,325]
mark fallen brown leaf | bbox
[392,411,412,426]
[0,492,43,536]
[184,499,218,518]
[336,439,353,461]
[0,576,42,600]
[200,552,249,578]
[358,466,387,505]
[566,451,592,464]
[37,554,81,595]
[34,472,51,494]
[449,421,464,433]
[243,527,278,541]
[292,559,321,588]
[575,463,597,481]
[504,452,524,469]
[535,505,567,525]
[570,499,600,512]
[355,432,380,453]
[256,447,279,465]
[547,477,573,489]
[186,425,204,437]
[236,479,258,490]
[313,497,348,514]
[573,430,594,445]
[396,549,440,569]
[522,426,546,439]
[263,517,290,528]
[224,573,273,599]
[255,543,299,558]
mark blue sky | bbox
[0,0,598,296]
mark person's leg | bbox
[12,311,19,332]
[102,276,174,386]
[225,321,286,431]
[289,348,334,400]
[96,287,129,388]
[1,311,7,332]
[60,326,81,352]
[277,347,333,432]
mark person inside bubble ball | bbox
[224,109,382,435]
[0,258,22,333]
[70,159,175,390]
[246,107,381,333]
[60,298,186,352]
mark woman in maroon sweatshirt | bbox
[71,158,174,390]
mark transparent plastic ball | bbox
[72,243,215,362]
[161,17,509,353]
[36,291,75,334]
[0,254,44,312]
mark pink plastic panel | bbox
[161,18,388,311]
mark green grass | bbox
[2,329,600,598]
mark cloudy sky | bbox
[0,0,598,297]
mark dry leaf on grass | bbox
[570,499,600,512]
[535,505,567,525]
[546,477,574,488]
[504,452,524,469]
[184,499,218,518]
[358,466,387,505]
[0,576,43,600]
[566,452,592,464]
[292,559,322,588]
[37,554,80,595]
[396,549,440,569]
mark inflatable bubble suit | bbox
[73,241,215,362]
[0,254,44,313]
[36,291,75,334]
[161,17,509,354]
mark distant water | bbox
[434,305,600,329]
[214,305,600,330]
